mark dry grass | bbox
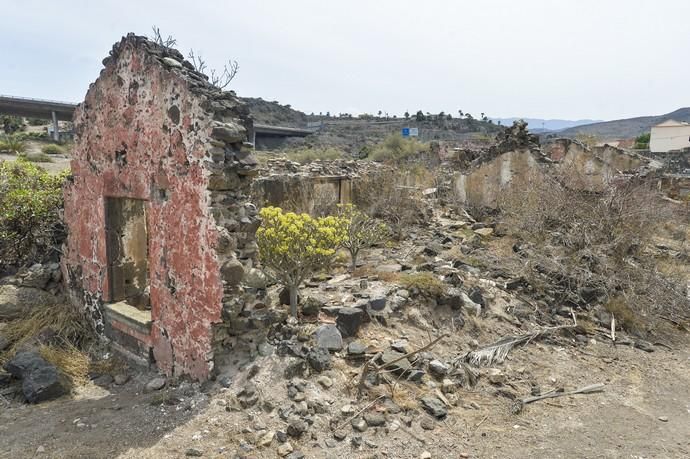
[351,266,401,283]
[0,303,94,386]
[252,147,344,166]
[39,344,90,386]
[0,303,91,364]
[90,355,129,377]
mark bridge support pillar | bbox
[51,111,59,142]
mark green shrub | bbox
[0,159,68,268]
[256,206,344,316]
[634,132,650,149]
[368,134,428,161]
[41,144,65,155]
[15,131,50,142]
[19,153,54,163]
[0,135,27,154]
[1,115,25,134]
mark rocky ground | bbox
[1,308,688,459]
[1,204,689,459]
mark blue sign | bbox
[402,128,410,137]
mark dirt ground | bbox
[1,318,688,459]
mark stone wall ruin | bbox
[452,131,654,209]
[63,34,260,380]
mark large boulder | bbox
[0,285,59,321]
[420,395,448,419]
[336,307,365,338]
[22,364,70,403]
[4,350,70,403]
[314,325,343,351]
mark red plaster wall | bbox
[64,41,223,379]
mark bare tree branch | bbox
[209,60,240,89]
[150,26,177,49]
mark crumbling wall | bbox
[543,138,646,191]
[63,34,258,380]
[252,159,390,214]
[453,149,543,208]
[454,137,652,209]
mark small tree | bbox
[1,116,25,134]
[336,204,389,271]
[634,132,650,149]
[415,110,425,122]
[256,207,343,316]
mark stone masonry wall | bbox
[63,34,258,380]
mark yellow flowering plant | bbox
[256,206,344,316]
[336,204,389,271]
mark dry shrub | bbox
[498,167,689,327]
[353,167,432,239]
[351,266,401,283]
[398,272,446,298]
[604,297,644,335]
[368,133,428,162]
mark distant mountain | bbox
[490,118,602,132]
[557,107,690,140]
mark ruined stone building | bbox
[62,34,261,380]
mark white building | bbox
[649,120,690,153]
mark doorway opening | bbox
[104,197,150,310]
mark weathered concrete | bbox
[544,138,646,191]
[454,148,542,208]
[454,137,651,209]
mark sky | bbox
[1,0,689,121]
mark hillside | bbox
[288,117,503,155]
[241,97,503,153]
[491,117,602,131]
[557,107,690,140]
[241,97,309,127]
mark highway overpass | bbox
[0,95,315,144]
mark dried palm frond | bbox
[464,334,535,366]
[461,325,574,367]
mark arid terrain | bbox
[1,32,689,459]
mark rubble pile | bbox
[258,158,391,178]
